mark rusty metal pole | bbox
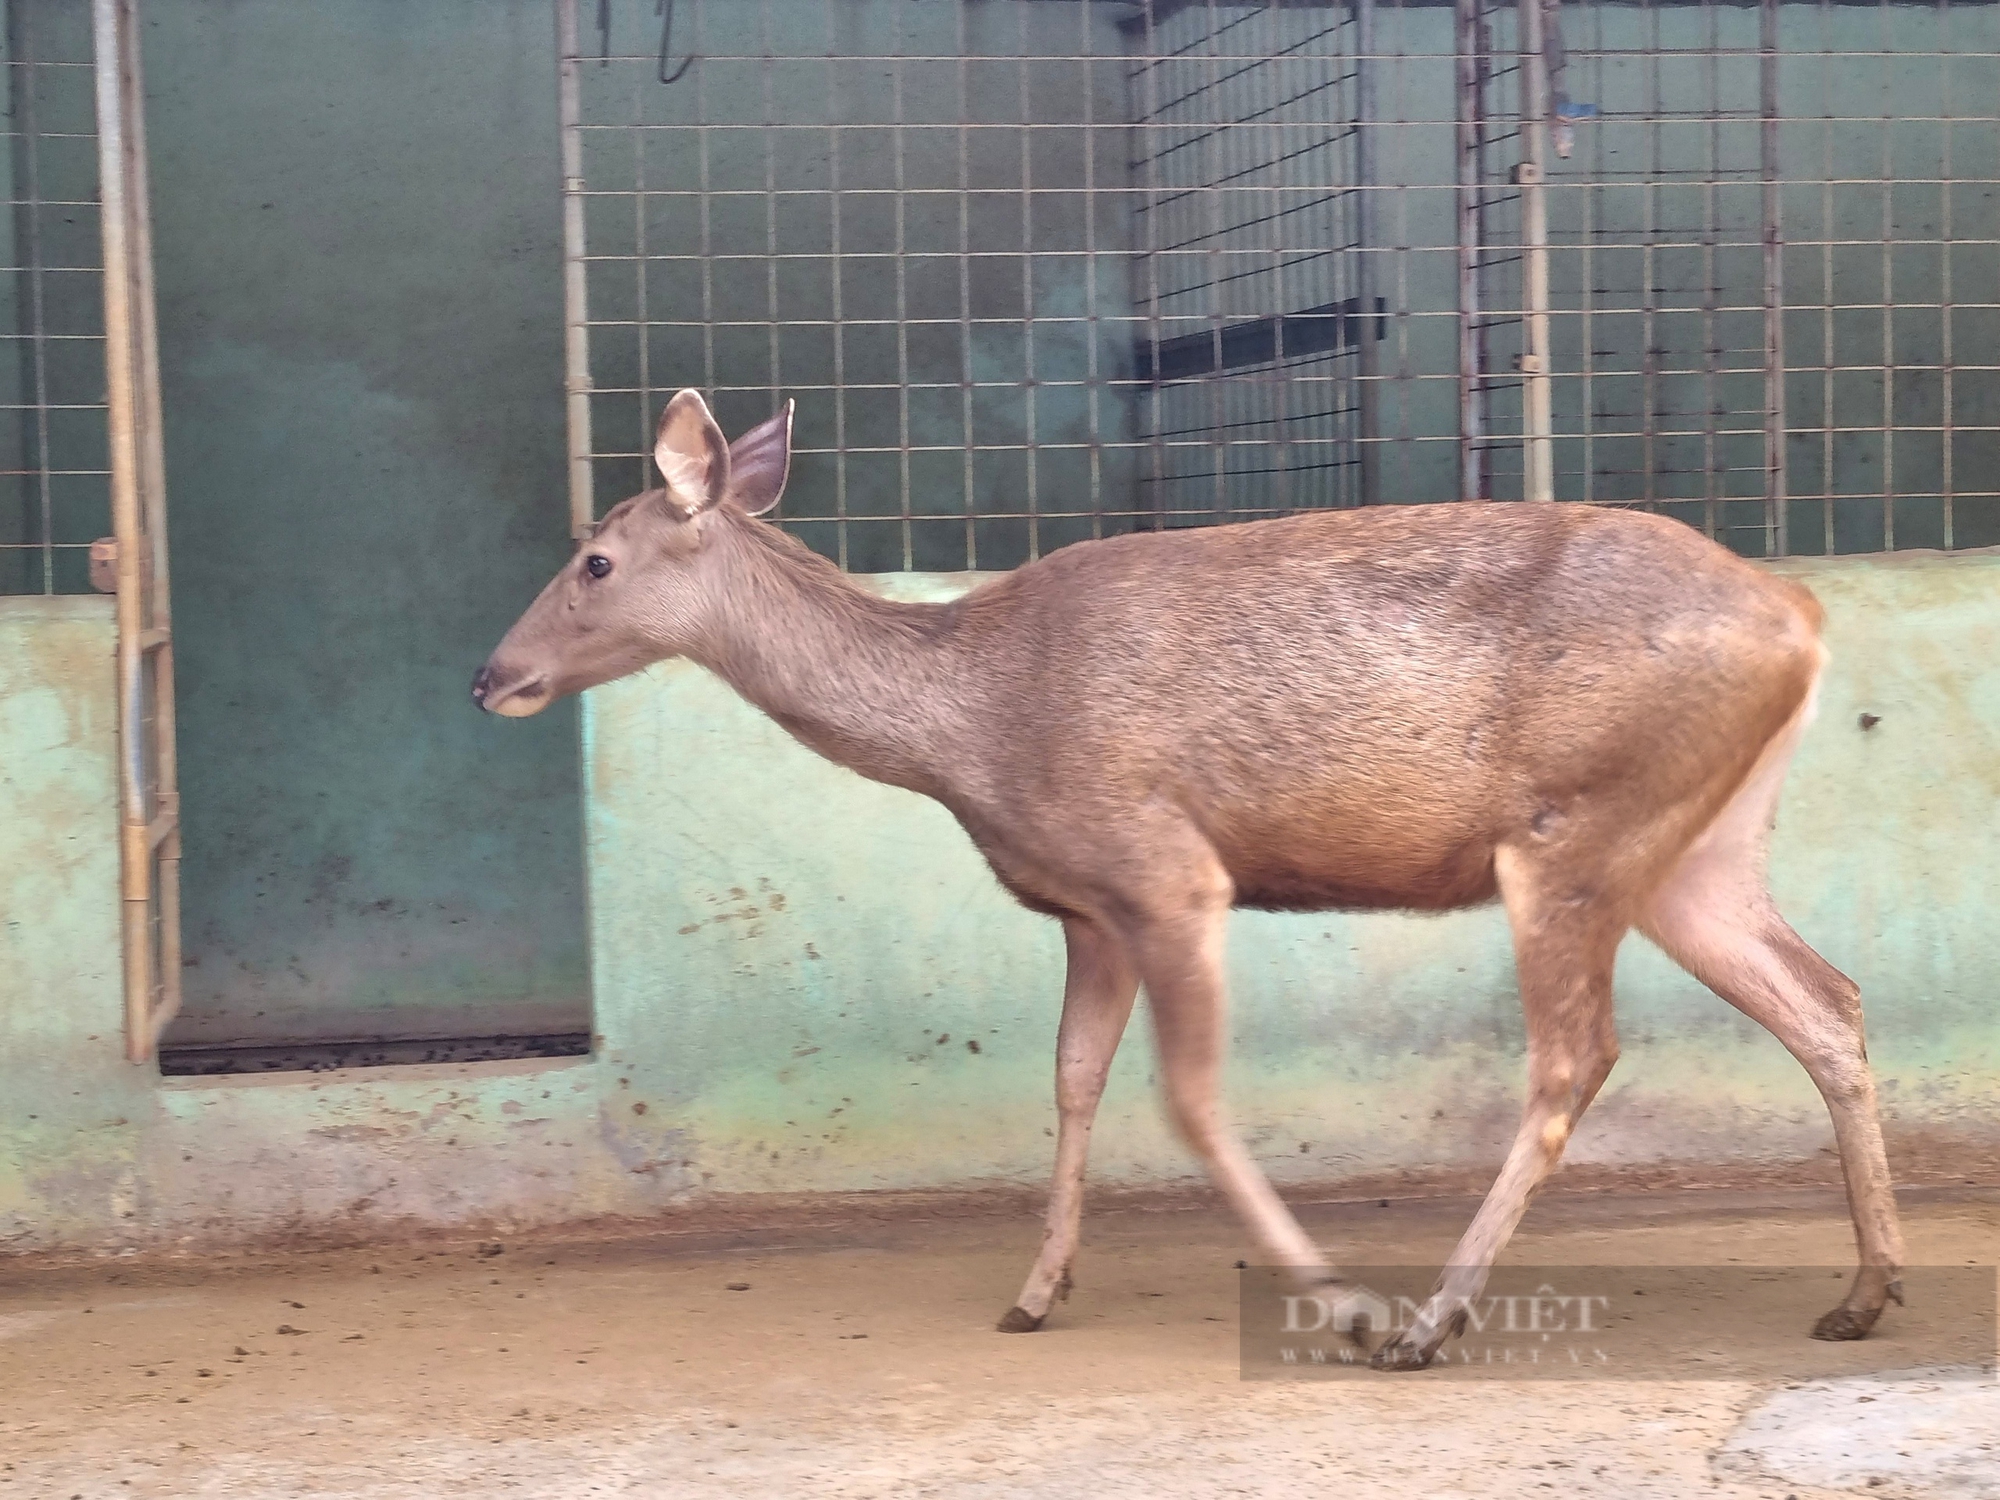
[558,0,597,539]
[1455,0,1485,499]
[1517,0,1554,502]
[1354,0,1380,504]
[120,0,180,1040]
[1761,0,1787,557]
[93,0,153,1060]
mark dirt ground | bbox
[2,1186,1995,1498]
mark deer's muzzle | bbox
[470,662,550,718]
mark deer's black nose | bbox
[470,665,494,710]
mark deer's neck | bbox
[688,519,977,797]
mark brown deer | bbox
[473,389,1905,1369]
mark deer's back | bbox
[944,503,1822,915]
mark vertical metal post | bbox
[1700,0,1721,540]
[121,0,179,1035]
[1136,3,1168,532]
[1353,0,1379,504]
[1016,1,1039,557]
[1760,0,1787,557]
[1937,0,1954,551]
[95,0,178,1061]
[94,0,146,1058]
[1454,0,1485,499]
[557,0,596,538]
[1516,0,1554,502]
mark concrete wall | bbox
[0,599,147,1239]
[144,0,589,1048]
[2,548,1995,1252]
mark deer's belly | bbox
[1227,855,1500,913]
[1209,804,1502,914]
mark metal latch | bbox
[89,537,119,593]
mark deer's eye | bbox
[584,554,613,580]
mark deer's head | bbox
[472,389,792,717]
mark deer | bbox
[472,389,1906,1369]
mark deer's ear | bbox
[726,400,793,518]
[653,389,731,519]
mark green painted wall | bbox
[144,1,588,1047]
[0,599,149,1242]
[0,550,1996,1252]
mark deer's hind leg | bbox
[1640,708,1905,1339]
[1371,841,1627,1371]
[999,916,1140,1332]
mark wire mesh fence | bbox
[563,0,2000,570]
[0,0,108,595]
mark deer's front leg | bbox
[999,916,1139,1332]
[1127,867,1334,1280]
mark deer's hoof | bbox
[1367,1334,1435,1372]
[996,1306,1044,1334]
[1811,1304,1881,1342]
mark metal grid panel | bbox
[561,0,2000,567]
[565,0,1150,572]
[0,0,108,595]
[1129,0,1375,521]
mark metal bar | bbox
[1644,0,1661,515]
[1202,0,1225,525]
[1761,0,1787,557]
[1455,0,1483,498]
[1081,0,1105,539]
[696,0,716,416]
[1701,0,1719,539]
[1517,0,1554,503]
[1877,0,1894,552]
[956,1,976,568]
[1939,0,1954,550]
[1819,0,1834,552]
[117,0,178,1046]
[1387,0,1412,505]
[632,23,650,500]
[825,0,848,568]
[1259,0,1290,518]
[1137,1,1168,531]
[1018,0,1040,558]
[557,0,596,537]
[1578,0,1598,506]
[761,0,782,516]
[1477,2,1497,501]
[895,17,913,570]
[1353,0,1378,504]
[94,0,153,1063]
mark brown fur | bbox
[475,392,1906,1367]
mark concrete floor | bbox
[2,1187,1994,1498]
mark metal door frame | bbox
[93,0,180,1062]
